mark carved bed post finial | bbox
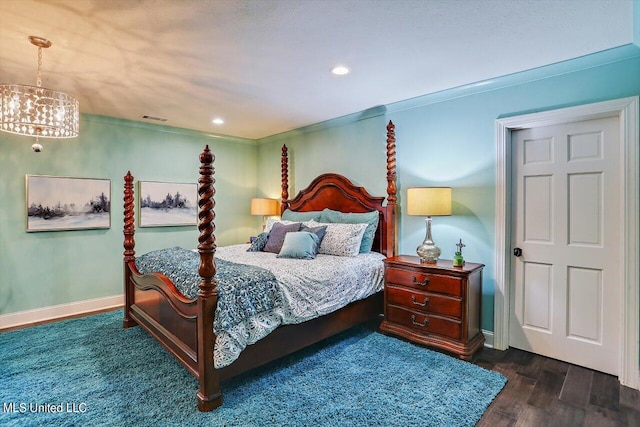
[386,120,397,204]
[123,171,137,328]
[197,145,217,288]
[385,120,398,257]
[196,145,222,411]
[123,171,136,260]
[281,144,289,213]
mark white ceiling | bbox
[0,0,634,140]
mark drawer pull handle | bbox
[412,276,430,287]
[411,314,429,327]
[411,295,430,307]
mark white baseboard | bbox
[482,329,495,348]
[0,294,123,331]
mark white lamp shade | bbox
[250,198,279,216]
[407,187,452,216]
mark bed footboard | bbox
[123,146,223,411]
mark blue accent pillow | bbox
[276,231,320,259]
[319,209,379,253]
[300,224,327,245]
[281,209,323,222]
[263,222,301,253]
[247,232,269,252]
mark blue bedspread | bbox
[134,247,284,334]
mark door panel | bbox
[567,266,601,343]
[523,175,553,242]
[522,262,552,331]
[510,116,620,375]
[568,173,602,246]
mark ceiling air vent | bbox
[141,115,167,122]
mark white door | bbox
[510,116,621,375]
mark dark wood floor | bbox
[471,346,640,426]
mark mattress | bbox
[214,244,385,368]
[135,244,385,368]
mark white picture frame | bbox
[26,175,111,232]
[138,181,198,227]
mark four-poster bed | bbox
[122,121,398,411]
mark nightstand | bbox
[379,255,485,360]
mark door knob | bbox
[513,247,522,257]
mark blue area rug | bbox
[1,310,506,426]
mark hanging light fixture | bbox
[0,36,79,152]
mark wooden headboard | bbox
[278,121,398,256]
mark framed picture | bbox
[26,175,111,232]
[138,181,198,227]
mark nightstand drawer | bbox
[385,267,462,297]
[385,284,462,318]
[386,305,462,340]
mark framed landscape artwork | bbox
[138,181,198,227]
[26,175,111,232]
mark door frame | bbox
[493,97,639,389]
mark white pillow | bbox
[307,219,367,257]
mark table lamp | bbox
[251,198,279,230]
[407,187,452,263]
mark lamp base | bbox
[417,242,441,263]
[417,216,441,263]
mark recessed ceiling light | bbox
[212,118,224,125]
[331,65,350,76]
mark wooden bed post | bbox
[281,144,289,213]
[123,171,137,328]
[385,120,398,257]
[195,145,223,411]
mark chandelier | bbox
[0,36,79,152]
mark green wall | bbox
[258,44,640,333]
[0,115,257,315]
